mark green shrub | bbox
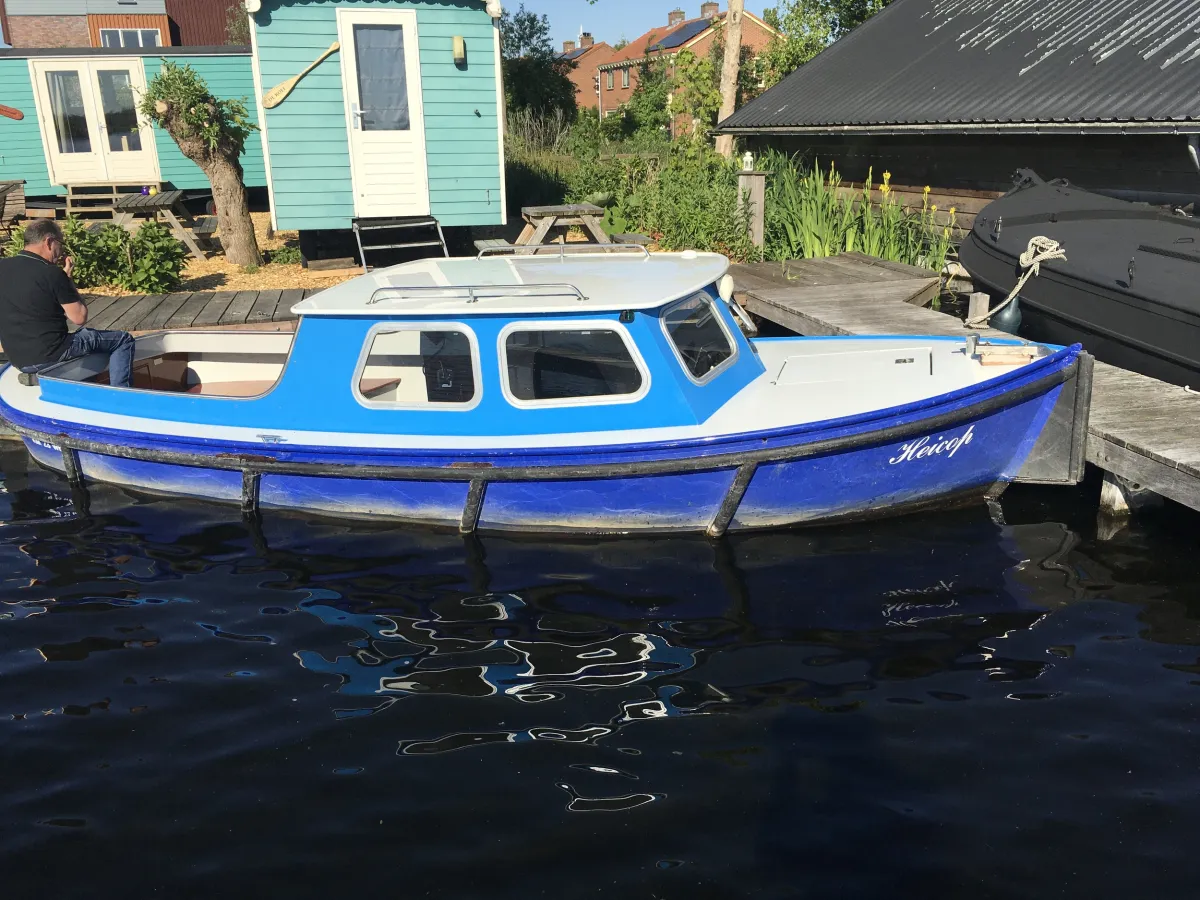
[4,223,24,257]
[61,217,110,288]
[267,244,302,265]
[5,216,186,291]
[123,221,187,293]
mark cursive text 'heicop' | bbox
[889,425,975,465]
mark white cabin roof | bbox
[291,251,730,316]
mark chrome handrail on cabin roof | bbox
[476,243,651,261]
[366,283,589,306]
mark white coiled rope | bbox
[966,235,1067,327]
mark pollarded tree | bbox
[139,61,262,267]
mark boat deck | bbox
[733,258,1200,514]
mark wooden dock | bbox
[732,256,1200,514]
[80,289,311,333]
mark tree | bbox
[224,1,250,46]
[827,0,894,37]
[672,49,721,134]
[499,2,576,119]
[624,58,672,137]
[500,3,553,60]
[504,56,577,118]
[714,0,744,158]
[140,62,262,267]
[760,0,834,88]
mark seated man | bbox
[0,219,134,387]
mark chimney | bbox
[669,8,686,26]
[701,2,719,18]
[580,32,594,48]
[563,39,576,53]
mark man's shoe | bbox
[17,372,38,386]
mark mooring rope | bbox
[966,235,1067,327]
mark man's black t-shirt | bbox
[0,251,80,370]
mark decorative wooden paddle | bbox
[262,42,340,109]
[0,105,24,121]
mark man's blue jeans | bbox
[22,328,136,387]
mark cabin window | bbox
[502,326,646,405]
[355,327,478,407]
[99,29,161,48]
[662,293,737,383]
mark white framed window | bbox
[606,70,614,90]
[660,292,738,384]
[353,323,481,409]
[99,29,162,49]
[621,67,630,89]
[499,321,650,409]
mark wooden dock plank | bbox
[110,295,165,332]
[81,294,121,321]
[164,292,215,329]
[247,290,283,323]
[733,258,1200,513]
[87,295,143,331]
[276,289,305,320]
[221,291,259,325]
[136,293,191,331]
[192,291,238,327]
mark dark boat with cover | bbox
[960,170,1200,388]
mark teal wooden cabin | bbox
[0,46,267,198]
[245,0,507,258]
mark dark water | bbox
[2,447,1200,900]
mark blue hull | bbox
[4,346,1083,534]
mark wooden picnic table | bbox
[516,203,611,246]
[112,189,211,261]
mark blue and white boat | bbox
[0,248,1092,535]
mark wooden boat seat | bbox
[185,380,275,397]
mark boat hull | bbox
[6,347,1085,534]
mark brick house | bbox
[556,31,616,111]
[0,0,244,49]
[588,3,778,121]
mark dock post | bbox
[738,164,768,251]
[1097,471,1164,539]
[966,292,991,328]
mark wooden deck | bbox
[733,256,1200,514]
[80,289,313,333]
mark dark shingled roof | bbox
[650,17,714,51]
[717,0,1200,135]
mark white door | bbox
[30,59,159,187]
[336,8,430,219]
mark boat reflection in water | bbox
[274,503,1083,757]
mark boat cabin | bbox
[34,251,772,439]
[31,249,1046,448]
